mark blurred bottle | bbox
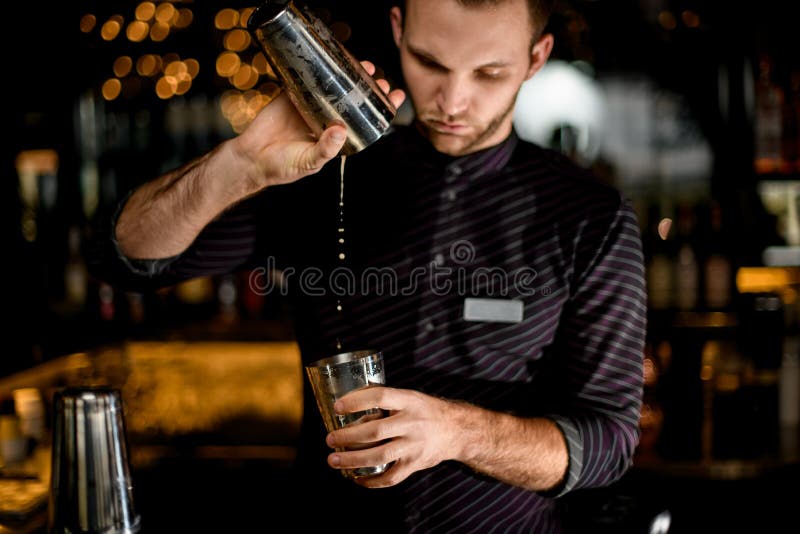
[98,282,116,322]
[779,335,799,460]
[240,269,266,319]
[12,388,46,455]
[75,90,101,222]
[126,291,146,325]
[785,71,800,172]
[63,225,89,313]
[638,342,665,458]
[673,202,700,311]
[699,200,734,311]
[738,292,785,370]
[0,396,27,468]
[217,274,239,325]
[754,53,785,174]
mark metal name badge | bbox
[463,298,524,323]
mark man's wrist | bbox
[446,399,487,465]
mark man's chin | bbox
[426,131,473,157]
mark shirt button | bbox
[445,165,462,183]
[433,253,445,266]
[444,188,457,201]
[424,321,436,333]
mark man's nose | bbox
[436,76,469,118]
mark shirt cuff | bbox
[542,415,584,498]
[110,190,181,278]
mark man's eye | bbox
[418,57,445,71]
[477,70,503,80]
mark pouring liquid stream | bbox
[335,155,346,352]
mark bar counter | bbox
[1,340,798,533]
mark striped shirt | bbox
[90,125,646,533]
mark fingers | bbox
[388,88,406,111]
[376,81,406,111]
[360,60,376,75]
[355,460,413,489]
[358,59,407,112]
[334,386,406,414]
[375,78,390,94]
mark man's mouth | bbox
[427,119,469,134]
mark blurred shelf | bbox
[763,246,800,266]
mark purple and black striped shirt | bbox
[93,125,646,533]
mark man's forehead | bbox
[400,0,535,33]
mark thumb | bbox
[300,125,347,172]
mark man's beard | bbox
[415,95,517,156]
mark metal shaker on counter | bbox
[49,386,140,534]
[247,0,397,155]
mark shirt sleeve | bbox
[546,196,647,497]
[86,189,261,292]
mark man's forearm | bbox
[451,401,569,493]
[116,141,253,260]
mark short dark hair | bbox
[400,0,555,40]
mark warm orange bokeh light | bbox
[175,8,194,29]
[216,52,241,78]
[215,8,239,30]
[101,19,122,41]
[150,21,170,42]
[164,61,187,78]
[102,78,122,100]
[127,20,149,42]
[113,56,133,77]
[238,8,255,28]
[232,64,258,90]
[156,76,177,99]
[682,10,701,28]
[224,29,251,52]
[185,59,200,79]
[252,52,277,79]
[80,14,97,33]
[155,2,176,24]
[135,2,156,21]
[658,11,677,31]
[136,54,161,76]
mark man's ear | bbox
[525,33,554,80]
[390,6,403,48]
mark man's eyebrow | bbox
[407,44,446,67]
[406,43,510,70]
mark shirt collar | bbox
[446,129,518,182]
[391,124,519,183]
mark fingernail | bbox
[331,131,345,144]
[326,434,335,447]
[330,454,341,467]
[333,401,343,413]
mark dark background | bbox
[2,0,797,371]
[1,3,798,533]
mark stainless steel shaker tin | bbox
[248,0,397,155]
[49,386,141,534]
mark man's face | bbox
[391,0,552,156]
